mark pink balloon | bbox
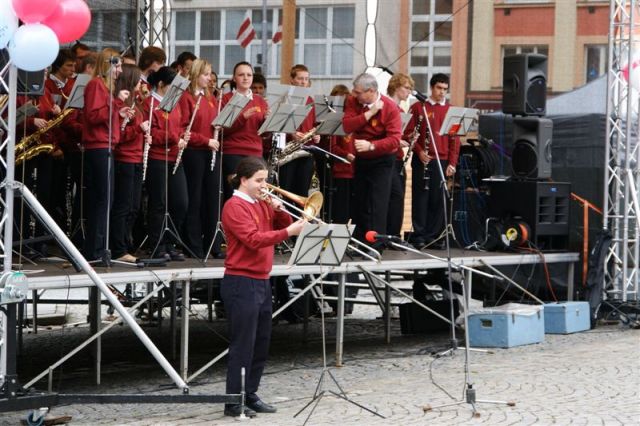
[11,0,59,24]
[41,0,91,44]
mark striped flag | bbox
[272,24,283,44]
[236,12,255,48]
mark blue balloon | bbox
[8,23,59,72]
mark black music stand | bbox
[313,95,345,121]
[65,74,91,109]
[203,93,251,262]
[291,223,384,425]
[265,83,311,108]
[149,75,199,261]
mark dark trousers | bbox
[146,158,188,254]
[83,149,113,260]
[352,155,394,242]
[67,150,85,248]
[411,156,446,243]
[331,177,353,224]
[278,155,314,197]
[387,158,406,236]
[182,149,222,258]
[221,274,272,400]
[222,154,250,202]
[111,161,142,258]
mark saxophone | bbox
[275,127,317,167]
[15,109,74,165]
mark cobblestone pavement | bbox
[2,298,639,425]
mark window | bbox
[409,0,454,93]
[170,6,355,78]
[81,10,137,51]
[585,45,606,83]
[502,45,549,61]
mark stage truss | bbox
[135,0,171,57]
[604,0,640,302]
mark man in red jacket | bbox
[342,72,402,247]
[221,156,304,418]
[406,73,460,249]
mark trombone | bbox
[262,183,382,262]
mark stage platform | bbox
[23,247,579,291]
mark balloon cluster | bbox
[0,0,91,71]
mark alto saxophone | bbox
[15,108,74,165]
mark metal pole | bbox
[261,0,269,75]
[17,183,188,391]
[180,281,190,380]
[335,273,345,367]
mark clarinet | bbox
[423,125,432,191]
[210,87,224,171]
[142,97,154,182]
[400,115,423,177]
[173,94,202,175]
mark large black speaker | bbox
[488,180,570,250]
[511,116,552,179]
[0,49,46,95]
[502,53,547,116]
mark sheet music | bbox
[65,74,92,109]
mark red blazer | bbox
[114,97,144,163]
[142,95,183,162]
[405,100,460,167]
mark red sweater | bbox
[220,92,268,157]
[406,101,460,167]
[142,95,183,162]
[222,194,292,279]
[114,98,144,163]
[177,92,218,150]
[342,94,401,159]
[82,78,121,150]
[330,135,355,179]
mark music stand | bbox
[265,83,311,108]
[291,223,384,425]
[65,74,91,109]
[15,102,38,126]
[258,102,312,135]
[149,75,198,261]
[203,93,251,262]
[439,106,479,138]
[313,95,345,121]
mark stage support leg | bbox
[384,271,391,344]
[567,262,575,301]
[31,290,38,334]
[89,286,101,385]
[180,281,190,381]
[335,273,345,367]
[170,282,177,360]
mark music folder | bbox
[439,106,479,137]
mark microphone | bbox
[412,90,428,103]
[365,231,403,244]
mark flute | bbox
[120,97,136,131]
[142,97,154,182]
[210,88,224,171]
[173,94,202,175]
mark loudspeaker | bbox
[502,53,547,116]
[511,116,552,179]
[399,300,460,334]
[488,180,570,250]
[0,49,46,96]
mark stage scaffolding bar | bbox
[603,0,640,302]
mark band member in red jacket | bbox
[143,66,188,260]
[342,73,402,247]
[221,156,304,417]
[220,61,268,201]
[177,59,222,259]
[81,48,128,262]
[405,73,460,250]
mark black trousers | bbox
[182,149,222,258]
[278,155,314,197]
[331,177,353,224]
[83,149,113,260]
[387,158,406,236]
[146,158,188,255]
[352,155,394,242]
[410,156,447,244]
[111,161,142,258]
[221,274,272,401]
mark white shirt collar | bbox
[234,89,253,100]
[362,92,381,109]
[233,189,257,204]
[151,91,163,102]
[140,75,148,83]
[49,74,67,89]
[195,89,205,96]
[427,97,446,106]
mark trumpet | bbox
[260,184,381,262]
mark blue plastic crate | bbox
[468,303,545,348]
[543,302,590,334]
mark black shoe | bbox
[167,250,185,261]
[224,404,257,417]
[153,251,171,261]
[423,240,446,250]
[212,252,226,259]
[247,399,277,413]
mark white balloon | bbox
[8,23,59,72]
[0,0,19,48]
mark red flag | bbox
[272,24,282,44]
[236,12,255,48]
